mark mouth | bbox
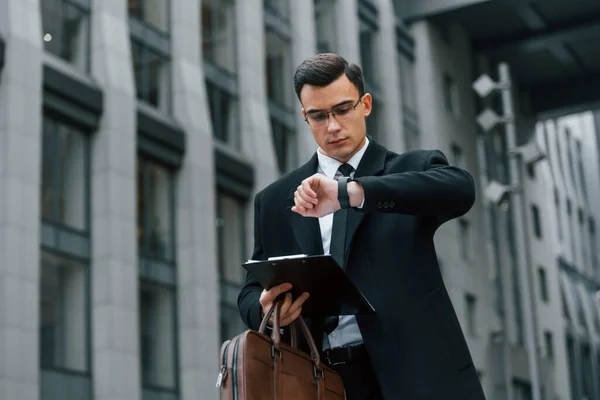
[328,137,347,145]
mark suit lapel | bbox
[345,138,387,258]
[287,154,324,256]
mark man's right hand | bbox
[260,283,310,327]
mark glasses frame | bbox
[304,94,364,128]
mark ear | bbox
[362,93,373,117]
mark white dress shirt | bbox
[316,137,369,349]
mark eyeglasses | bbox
[304,96,363,129]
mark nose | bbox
[327,113,342,134]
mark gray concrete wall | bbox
[0,0,43,398]
[89,1,140,399]
[170,0,221,397]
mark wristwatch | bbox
[337,177,352,209]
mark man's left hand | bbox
[291,173,364,218]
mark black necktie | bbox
[324,163,354,335]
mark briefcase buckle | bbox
[313,366,325,379]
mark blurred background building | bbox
[0,0,599,399]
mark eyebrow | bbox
[305,99,354,114]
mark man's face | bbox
[300,74,372,163]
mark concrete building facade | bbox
[0,1,599,399]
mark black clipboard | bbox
[243,255,375,318]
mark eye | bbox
[311,112,328,121]
[333,104,352,115]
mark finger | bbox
[285,293,309,316]
[295,193,314,210]
[297,185,318,206]
[301,180,318,199]
[293,197,308,214]
[281,307,303,327]
[261,282,293,305]
[280,293,293,317]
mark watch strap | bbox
[338,177,351,209]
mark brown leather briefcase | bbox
[216,301,346,399]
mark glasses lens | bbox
[308,112,328,128]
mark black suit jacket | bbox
[238,138,487,399]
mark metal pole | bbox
[498,62,542,400]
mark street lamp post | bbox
[473,62,543,400]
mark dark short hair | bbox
[293,53,364,102]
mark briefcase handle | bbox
[258,301,326,373]
[258,302,298,347]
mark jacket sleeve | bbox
[353,150,475,222]
[237,191,265,331]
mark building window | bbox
[265,29,293,106]
[398,52,420,150]
[576,140,588,200]
[217,191,248,342]
[271,118,297,174]
[137,158,175,262]
[40,116,91,400]
[202,0,237,74]
[202,0,240,149]
[526,163,535,179]
[451,143,464,169]
[512,379,532,400]
[139,282,177,392]
[129,1,172,113]
[538,267,549,302]
[543,331,553,361]
[264,8,296,174]
[565,128,577,188]
[590,217,598,273]
[359,19,379,139]
[137,155,178,397]
[531,204,542,239]
[581,343,594,400]
[128,0,169,32]
[443,74,460,116]
[41,0,90,72]
[131,40,171,112]
[554,188,562,242]
[566,335,579,400]
[314,0,337,53]
[458,218,471,261]
[264,0,289,20]
[206,80,240,149]
[465,294,477,336]
[41,117,89,232]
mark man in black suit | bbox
[238,53,486,400]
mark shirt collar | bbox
[316,137,370,178]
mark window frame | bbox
[465,293,477,337]
[263,9,296,174]
[216,189,249,343]
[39,115,93,400]
[538,266,549,303]
[530,204,542,239]
[129,5,172,114]
[136,154,180,397]
[41,0,92,73]
[128,0,171,34]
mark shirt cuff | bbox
[358,197,365,209]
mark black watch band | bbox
[338,177,351,209]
